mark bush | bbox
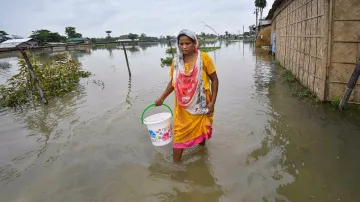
[0,52,91,108]
[166,48,176,54]
[160,57,173,67]
[198,47,221,52]
[283,70,296,83]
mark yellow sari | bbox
[170,51,216,148]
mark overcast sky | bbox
[1,0,274,38]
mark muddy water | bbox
[0,42,360,202]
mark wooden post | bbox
[121,42,131,77]
[19,49,48,105]
[324,0,334,101]
[339,44,360,110]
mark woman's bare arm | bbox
[209,72,219,105]
[206,71,218,115]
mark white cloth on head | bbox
[173,29,209,115]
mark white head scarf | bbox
[173,29,209,115]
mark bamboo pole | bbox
[324,0,334,101]
[19,49,48,105]
[121,42,131,77]
[339,44,360,110]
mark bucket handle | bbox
[140,103,173,124]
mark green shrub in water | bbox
[198,46,221,52]
[295,88,317,99]
[331,96,341,107]
[166,48,176,54]
[283,70,296,83]
[160,57,173,67]
[275,60,282,69]
[0,52,91,108]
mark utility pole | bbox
[254,7,259,36]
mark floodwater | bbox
[1,41,360,202]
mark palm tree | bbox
[255,0,267,21]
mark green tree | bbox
[128,33,138,41]
[225,31,229,38]
[65,27,82,38]
[91,38,97,43]
[119,35,129,39]
[30,29,65,45]
[140,33,147,40]
[60,36,67,42]
[0,31,10,43]
[201,32,206,39]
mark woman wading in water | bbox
[155,29,219,161]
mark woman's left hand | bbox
[207,103,214,116]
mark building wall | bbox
[27,41,38,47]
[272,0,328,100]
[271,0,360,103]
[16,41,39,49]
[17,43,33,49]
[327,0,360,103]
[83,39,91,45]
[52,46,66,52]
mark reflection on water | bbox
[126,76,132,108]
[147,147,224,201]
[0,41,360,202]
[138,42,159,51]
[127,46,140,55]
[0,85,87,188]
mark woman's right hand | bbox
[154,97,164,106]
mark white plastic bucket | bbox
[141,104,173,147]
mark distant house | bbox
[44,42,66,47]
[116,39,139,42]
[116,38,139,45]
[259,19,271,29]
[67,37,91,45]
[0,38,39,51]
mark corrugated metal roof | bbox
[1,38,33,44]
[44,42,66,45]
[68,37,89,41]
[0,38,34,49]
[0,42,24,49]
[116,39,139,42]
[259,19,272,26]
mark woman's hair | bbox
[177,34,195,43]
